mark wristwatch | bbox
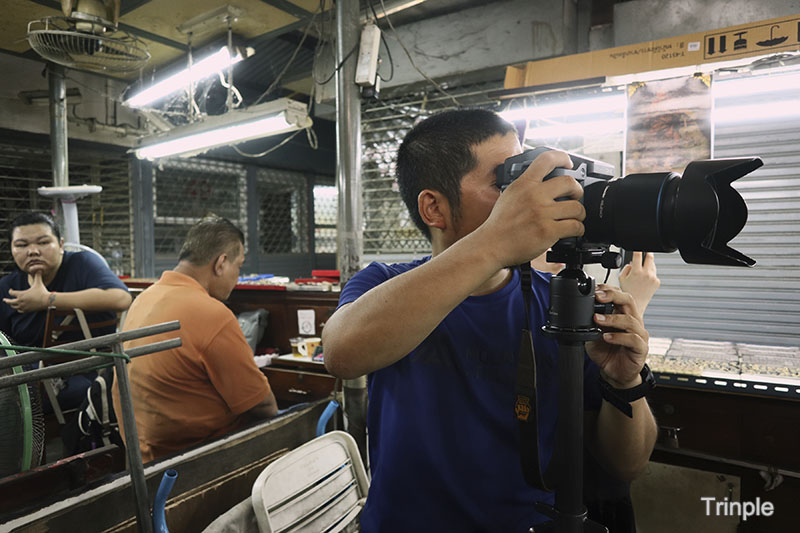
[598,364,656,418]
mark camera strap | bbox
[515,263,552,492]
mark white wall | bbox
[0,53,141,147]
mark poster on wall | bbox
[625,75,712,175]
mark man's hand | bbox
[3,272,50,313]
[478,150,585,268]
[586,284,650,389]
[619,251,660,314]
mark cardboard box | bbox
[505,14,800,91]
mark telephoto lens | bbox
[496,147,762,267]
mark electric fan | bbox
[26,0,150,74]
[0,331,45,477]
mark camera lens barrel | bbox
[583,172,681,252]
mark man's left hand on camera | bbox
[586,284,649,389]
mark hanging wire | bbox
[232,128,305,158]
[314,43,360,85]
[377,0,461,106]
[226,17,235,112]
[187,32,201,120]
[217,71,243,107]
[368,0,394,82]
[253,0,326,106]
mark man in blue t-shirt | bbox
[322,109,658,532]
[0,212,131,408]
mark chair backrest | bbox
[43,308,118,349]
[251,431,370,533]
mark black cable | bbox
[368,0,394,82]
[315,43,359,86]
[254,0,325,106]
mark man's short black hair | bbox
[396,108,517,240]
[9,212,61,244]
[178,216,245,266]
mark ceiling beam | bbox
[27,0,187,51]
[277,31,319,53]
[117,23,189,51]
[247,19,308,47]
[259,0,313,20]
[120,0,155,16]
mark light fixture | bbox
[360,0,426,22]
[713,69,800,98]
[125,46,244,108]
[525,118,625,140]
[133,98,312,160]
[498,92,626,123]
[714,69,800,123]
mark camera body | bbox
[495,147,621,267]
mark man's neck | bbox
[173,262,211,294]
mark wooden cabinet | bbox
[648,386,800,472]
[645,385,800,532]
[262,367,337,405]
[225,288,340,355]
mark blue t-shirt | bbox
[339,258,602,533]
[0,251,128,347]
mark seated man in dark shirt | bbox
[0,212,131,408]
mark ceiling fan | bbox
[27,0,150,74]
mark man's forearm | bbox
[52,288,132,312]
[594,396,658,481]
[323,230,504,379]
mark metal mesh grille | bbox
[76,157,132,275]
[0,142,131,275]
[361,81,504,257]
[314,186,337,254]
[153,159,247,257]
[256,169,309,254]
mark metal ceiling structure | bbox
[1,0,495,102]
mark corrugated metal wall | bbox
[361,81,504,261]
[0,141,131,275]
[645,115,800,347]
[148,157,328,279]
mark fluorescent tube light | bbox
[525,118,625,140]
[714,101,800,123]
[125,46,243,108]
[713,71,800,98]
[133,98,312,160]
[499,92,626,123]
[360,0,426,22]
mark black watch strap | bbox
[599,364,656,418]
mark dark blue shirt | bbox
[339,258,602,533]
[0,251,128,347]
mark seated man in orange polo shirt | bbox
[113,217,277,462]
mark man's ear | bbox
[213,254,226,275]
[418,189,450,232]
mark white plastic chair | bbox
[251,431,370,533]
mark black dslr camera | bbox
[495,146,762,268]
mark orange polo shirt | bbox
[112,271,270,462]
